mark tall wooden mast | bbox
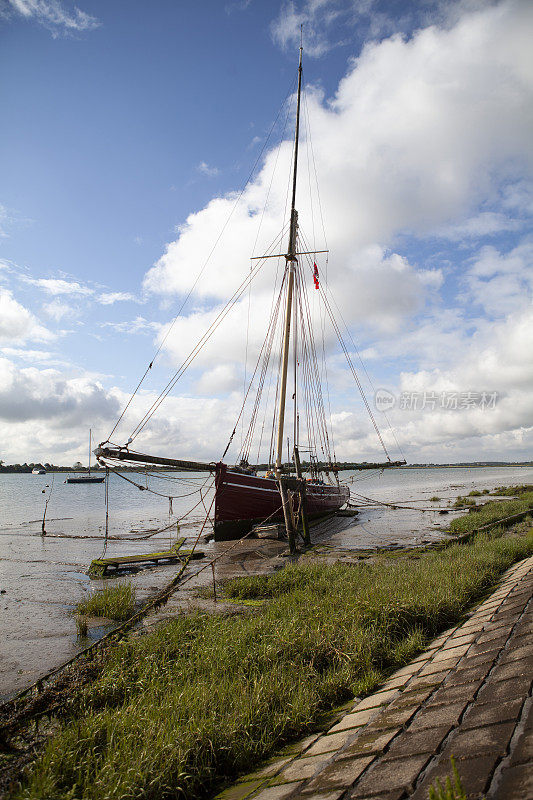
[275,45,303,551]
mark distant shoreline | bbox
[0,461,531,474]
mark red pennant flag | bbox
[313,262,319,290]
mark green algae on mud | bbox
[11,529,533,800]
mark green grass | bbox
[430,496,441,502]
[14,528,533,800]
[449,492,533,535]
[490,484,533,496]
[75,582,136,621]
[429,757,468,800]
[453,496,476,508]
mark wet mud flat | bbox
[0,504,448,701]
[2,464,532,701]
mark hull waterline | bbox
[214,462,349,541]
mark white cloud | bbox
[464,239,533,316]
[270,0,496,58]
[0,356,241,463]
[433,211,523,240]
[100,316,161,335]
[136,1,533,463]
[24,276,94,296]
[197,161,220,178]
[97,291,137,305]
[42,298,77,321]
[5,0,100,35]
[271,0,349,57]
[0,347,72,368]
[0,288,54,344]
[145,1,533,344]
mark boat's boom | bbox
[94,445,215,472]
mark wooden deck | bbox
[89,538,204,577]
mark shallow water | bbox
[1,465,531,699]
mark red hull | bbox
[214,462,349,540]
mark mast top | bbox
[287,44,303,262]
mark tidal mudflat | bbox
[1,465,532,699]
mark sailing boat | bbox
[95,47,404,549]
[66,429,105,484]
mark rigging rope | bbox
[107,79,298,444]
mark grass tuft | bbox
[75,582,136,621]
[14,531,532,800]
[490,484,533,496]
[430,496,441,502]
[75,616,88,637]
[428,757,468,800]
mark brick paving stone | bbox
[301,756,374,793]
[381,675,411,691]
[412,753,499,800]
[498,643,531,663]
[389,686,434,708]
[281,735,320,756]
[467,642,504,659]
[477,629,510,645]
[512,622,533,640]
[462,698,524,729]
[484,617,512,632]
[252,781,303,800]
[446,721,514,756]
[387,664,420,680]
[419,657,460,675]
[298,791,344,800]
[459,650,500,670]
[354,689,398,711]
[384,725,451,758]
[499,600,528,614]
[489,611,517,627]
[443,664,490,687]
[304,732,355,758]
[444,632,476,647]
[278,755,330,782]
[426,680,482,707]
[348,793,404,800]
[408,700,467,731]
[433,644,471,661]
[476,676,531,705]
[489,658,531,683]
[406,673,448,691]
[243,758,293,781]
[327,709,375,734]
[508,699,533,766]
[350,753,430,796]
[493,763,533,799]
[338,727,398,758]
[216,779,266,800]
[369,704,419,730]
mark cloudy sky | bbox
[0,0,532,466]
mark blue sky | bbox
[0,0,532,465]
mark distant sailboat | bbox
[32,466,46,474]
[66,430,105,484]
